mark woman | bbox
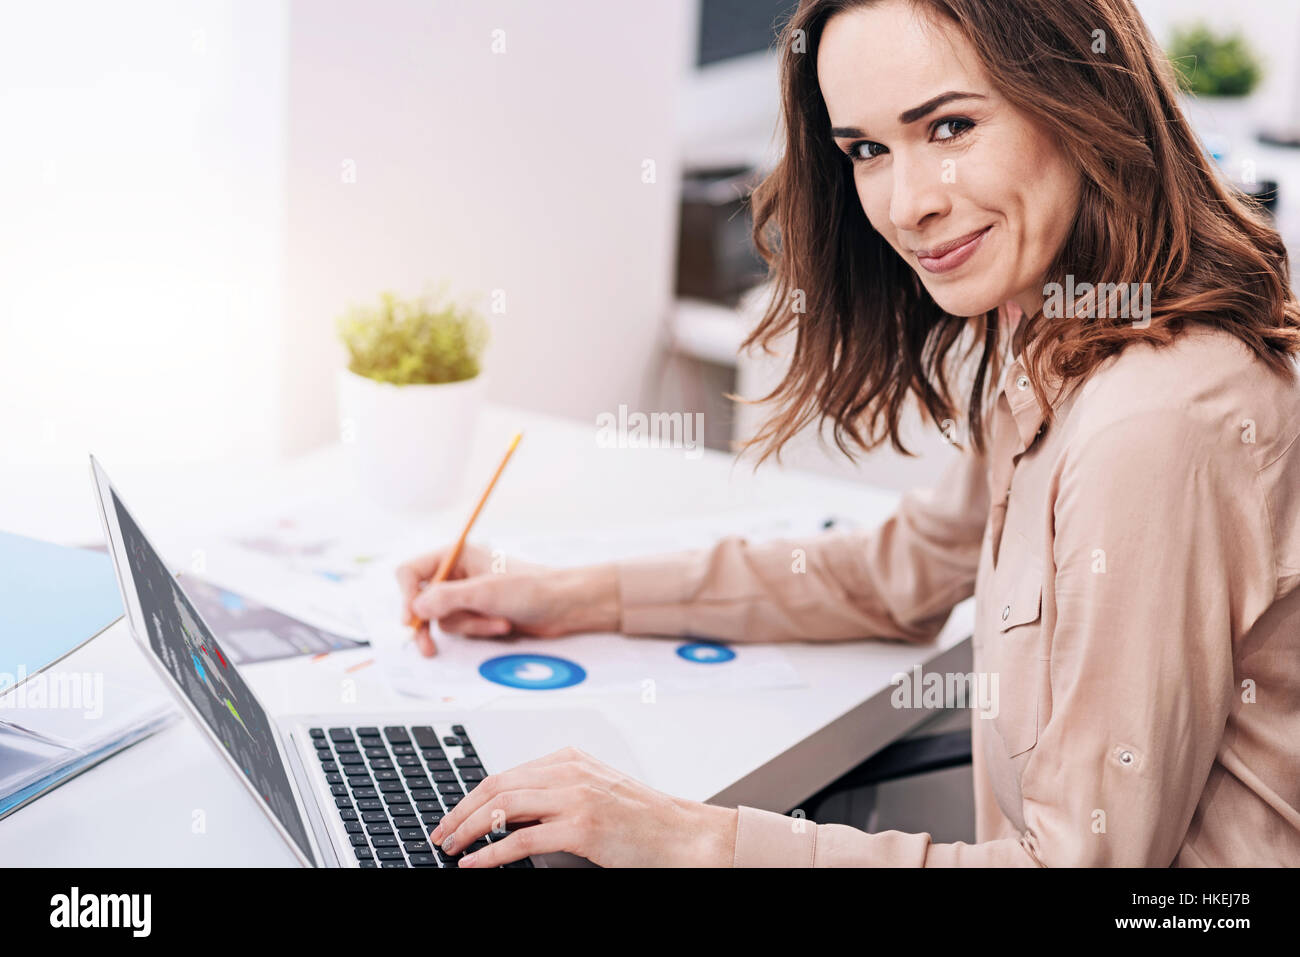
[398,0,1300,866]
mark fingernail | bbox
[459,852,478,867]
[442,834,455,853]
[430,824,443,842]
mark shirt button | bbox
[1015,374,1030,391]
[1119,750,1134,766]
[1001,605,1010,621]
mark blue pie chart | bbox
[479,653,587,690]
[675,641,736,663]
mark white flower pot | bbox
[337,368,486,511]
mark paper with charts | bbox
[366,508,852,701]
[192,503,853,702]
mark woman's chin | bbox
[921,281,1008,319]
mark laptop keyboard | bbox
[310,721,533,868]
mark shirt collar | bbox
[1001,353,1067,454]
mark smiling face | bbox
[817,0,1082,320]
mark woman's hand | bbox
[428,746,738,868]
[396,543,621,656]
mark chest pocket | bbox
[986,558,1046,759]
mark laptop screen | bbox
[109,485,315,862]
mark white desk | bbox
[0,403,972,865]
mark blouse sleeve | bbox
[614,444,990,643]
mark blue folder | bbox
[0,531,124,696]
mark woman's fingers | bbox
[431,752,588,843]
[412,622,437,657]
[437,610,513,636]
[436,786,574,856]
[457,821,577,868]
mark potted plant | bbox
[336,287,489,510]
[1167,21,1264,157]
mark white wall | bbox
[0,0,287,468]
[280,0,694,455]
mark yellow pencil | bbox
[407,430,523,629]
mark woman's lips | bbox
[915,225,992,274]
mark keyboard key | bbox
[319,761,339,774]
[368,759,394,771]
[454,757,481,769]
[462,746,476,758]
[443,736,464,748]
[398,828,428,842]
[339,753,365,765]
[330,784,348,797]
[383,726,411,745]
[313,738,332,750]
[335,797,354,810]
[354,847,373,862]
[356,799,384,812]
[396,755,421,767]
[402,766,431,779]
[444,794,463,808]
[464,779,480,791]
[451,724,467,736]
[310,727,326,738]
[366,823,393,836]
[384,793,412,809]
[438,782,464,795]
[426,759,451,773]
[416,801,442,814]
[373,770,399,781]
[326,773,344,785]
[460,768,486,782]
[329,728,354,742]
[404,841,432,855]
[350,834,369,847]
[381,861,408,868]
[390,743,416,756]
[361,810,389,823]
[408,853,439,867]
[371,835,398,847]
[344,766,371,778]
[335,741,359,753]
[364,747,389,760]
[359,861,378,868]
[411,727,440,748]
[352,787,378,799]
[421,813,443,829]
[376,847,404,861]
[339,809,358,822]
[356,726,380,737]
[345,821,364,834]
[422,751,447,765]
[408,788,436,803]
[378,780,407,793]
[432,771,458,783]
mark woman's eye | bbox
[845,141,885,162]
[933,117,974,141]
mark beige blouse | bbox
[615,324,1300,866]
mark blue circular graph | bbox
[675,641,736,664]
[478,653,587,690]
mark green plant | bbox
[336,288,488,386]
[1168,22,1262,97]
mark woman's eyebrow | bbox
[829,91,986,138]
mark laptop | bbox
[89,454,550,868]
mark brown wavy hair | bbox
[736,0,1300,464]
